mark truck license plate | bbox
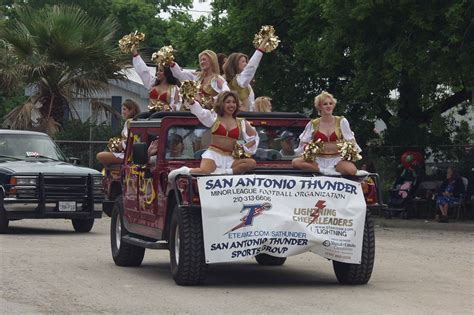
[58,201,76,212]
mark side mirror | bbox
[132,143,148,165]
[69,157,80,165]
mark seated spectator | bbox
[435,166,465,222]
[275,130,296,160]
[166,133,184,159]
[360,161,377,204]
[147,133,185,164]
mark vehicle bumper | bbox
[3,199,103,220]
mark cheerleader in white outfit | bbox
[132,48,181,111]
[170,50,229,109]
[96,99,141,165]
[292,91,361,176]
[168,91,259,179]
[224,36,269,112]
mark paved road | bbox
[1,217,473,314]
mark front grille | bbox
[13,175,103,201]
[44,176,87,199]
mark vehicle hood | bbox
[0,160,101,176]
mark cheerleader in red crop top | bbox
[170,50,229,109]
[292,91,361,176]
[168,91,258,180]
[132,48,182,111]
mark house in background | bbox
[25,66,155,127]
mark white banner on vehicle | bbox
[197,174,366,264]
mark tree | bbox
[0,4,127,134]
[205,0,473,155]
[291,1,473,149]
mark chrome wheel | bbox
[115,214,121,249]
[174,225,180,265]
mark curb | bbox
[372,217,474,232]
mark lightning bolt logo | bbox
[307,200,326,226]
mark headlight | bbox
[15,177,37,186]
[92,176,103,187]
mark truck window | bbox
[255,126,304,161]
[166,126,208,160]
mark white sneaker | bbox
[356,170,369,177]
[318,167,340,176]
[168,166,191,181]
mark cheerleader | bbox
[168,91,258,179]
[223,37,269,112]
[170,50,229,109]
[96,99,141,165]
[292,91,360,176]
[132,48,181,111]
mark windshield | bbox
[164,125,304,161]
[0,134,67,161]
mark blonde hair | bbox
[198,50,220,76]
[254,96,272,112]
[314,91,337,111]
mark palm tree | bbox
[0,5,126,135]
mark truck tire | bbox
[0,195,9,234]
[255,254,287,266]
[333,210,375,285]
[71,218,94,233]
[110,197,145,267]
[169,205,207,286]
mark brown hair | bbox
[122,99,141,119]
[214,91,240,118]
[217,53,227,75]
[254,96,272,112]
[223,52,248,82]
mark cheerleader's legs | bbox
[190,158,217,174]
[335,160,357,176]
[231,158,257,174]
[96,152,123,165]
[291,157,320,172]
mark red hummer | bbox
[103,111,384,286]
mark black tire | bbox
[110,197,145,267]
[71,218,95,232]
[0,195,9,234]
[333,210,375,285]
[169,205,207,286]
[255,254,287,266]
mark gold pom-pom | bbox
[200,95,214,109]
[107,137,124,153]
[151,45,175,67]
[148,100,171,113]
[232,143,251,159]
[118,31,145,54]
[337,141,362,161]
[253,25,280,52]
[302,139,324,162]
[180,80,199,103]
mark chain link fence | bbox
[55,140,108,171]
